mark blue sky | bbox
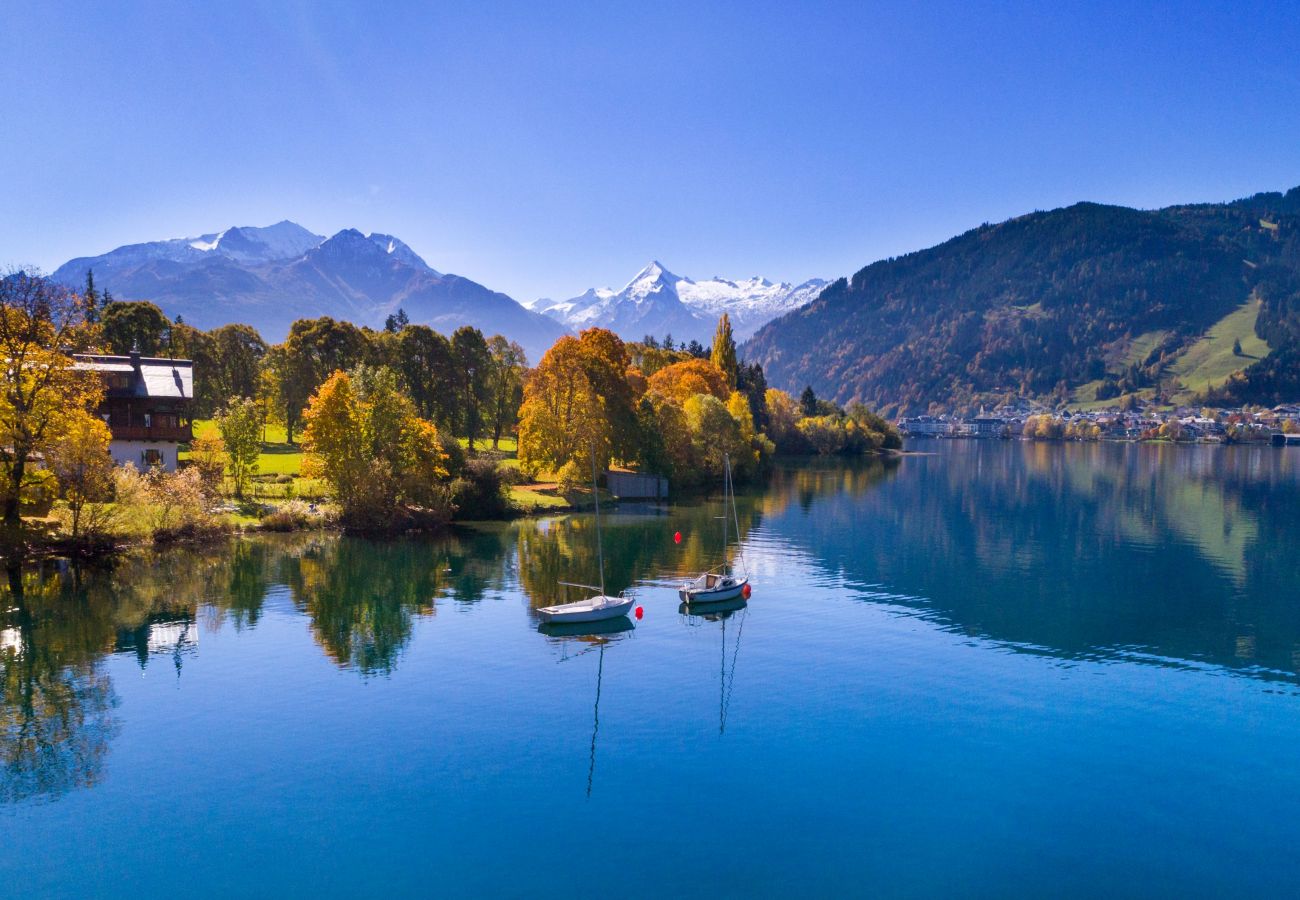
[5,1,1299,302]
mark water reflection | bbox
[679,598,748,735]
[2,565,121,804]
[762,442,1300,680]
[538,619,634,798]
[5,442,1300,808]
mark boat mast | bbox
[592,445,605,597]
[722,453,730,575]
[729,453,746,578]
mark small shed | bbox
[606,470,669,499]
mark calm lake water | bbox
[4,441,1300,897]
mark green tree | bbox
[451,326,491,447]
[207,324,267,404]
[486,335,527,449]
[800,385,818,418]
[99,300,170,355]
[383,308,410,333]
[710,313,739,389]
[216,397,263,497]
[83,270,100,324]
[395,325,456,427]
[267,317,369,443]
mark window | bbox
[143,449,163,468]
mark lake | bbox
[4,440,1300,897]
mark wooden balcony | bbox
[109,424,192,442]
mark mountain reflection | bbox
[764,442,1300,680]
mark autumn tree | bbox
[764,388,802,451]
[45,415,113,538]
[710,313,739,389]
[302,366,449,528]
[188,430,228,497]
[517,328,635,477]
[646,358,729,404]
[216,397,263,497]
[0,272,103,533]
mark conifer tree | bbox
[710,313,739,389]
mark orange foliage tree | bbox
[646,358,729,405]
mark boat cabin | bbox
[74,351,194,472]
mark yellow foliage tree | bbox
[517,329,635,477]
[0,273,102,533]
[45,414,113,537]
[303,366,449,527]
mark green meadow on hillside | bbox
[1169,296,1271,398]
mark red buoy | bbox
[635,606,644,620]
[742,583,752,599]
[673,531,682,544]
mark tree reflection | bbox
[283,538,453,675]
[0,564,120,804]
[514,489,772,611]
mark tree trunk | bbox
[3,454,26,529]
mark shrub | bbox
[260,499,332,532]
[450,457,512,520]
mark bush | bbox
[108,464,226,542]
[260,499,333,532]
[451,457,512,520]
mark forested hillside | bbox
[744,187,1300,413]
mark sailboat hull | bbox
[679,576,748,605]
[537,594,635,624]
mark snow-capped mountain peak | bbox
[536,262,826,343]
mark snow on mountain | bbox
[535,262,826,343]
[53,222,565,362]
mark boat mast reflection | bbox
[678,598,748,734]
[537,617,634,796]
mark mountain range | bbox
[744,186,1300,413]
[53,222,569,363]
[530,262,826,344]
[54,225,822,364]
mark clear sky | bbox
[5,0,1299,302]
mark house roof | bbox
[74,353,193,400]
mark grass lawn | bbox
[188,418,306,477]
[509,485,570,513]
[1169,296,1271,399]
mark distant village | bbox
[898,401,1300,446]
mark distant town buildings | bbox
[74,350,194,471]
[897,402,1297,443]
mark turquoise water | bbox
[4,441,1300,896]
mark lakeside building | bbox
[74,351,193,472]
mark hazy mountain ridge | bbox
[533,261,826,343]
[53,221,566,363]
[743,187,1300,413]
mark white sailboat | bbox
[537,450,636,625]
[679,453,750,604]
